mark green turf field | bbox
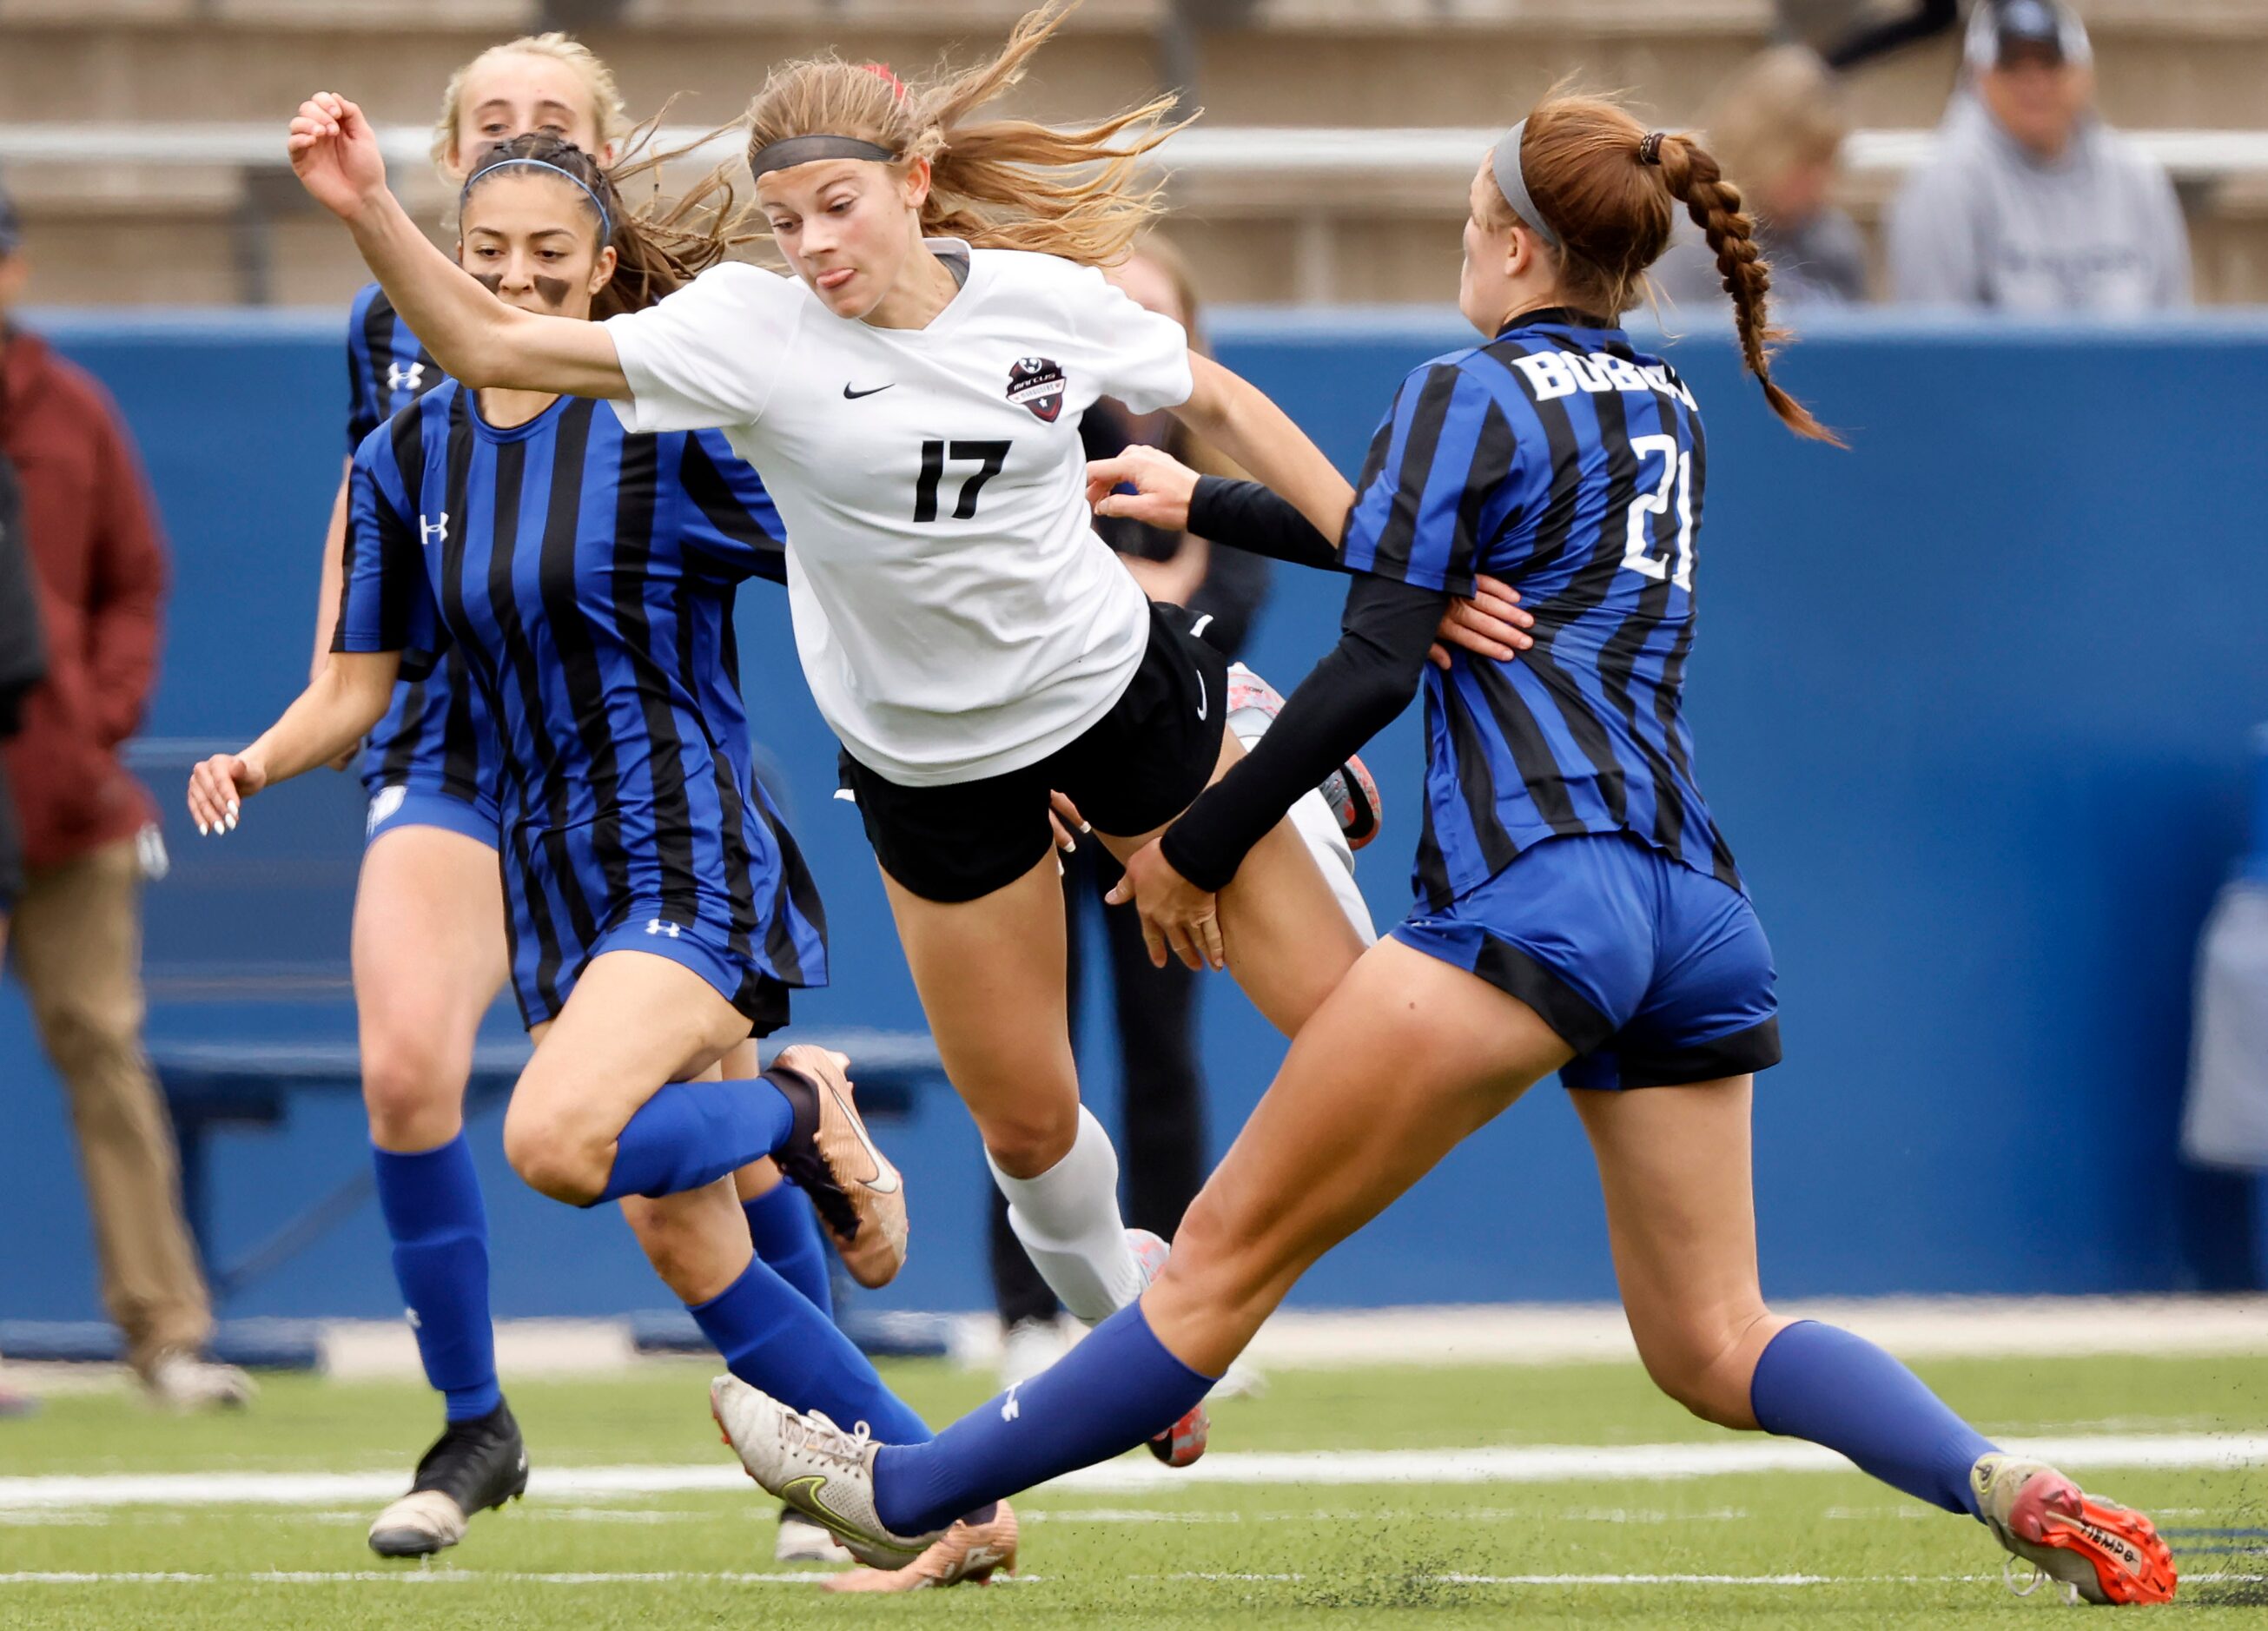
[2,1350,2263,1627]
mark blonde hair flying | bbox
[744,0,1187,266]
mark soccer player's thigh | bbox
[1569,1077,1791,1428]
[1146,936,1570,1374]
[506,949,752,1201]
[877,850,1080,1179]
[1098,727,1367,1038]
[352,822,509,1151]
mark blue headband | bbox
[1490,118,1560,251]
[462,157,613,243]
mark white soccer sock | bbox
[986,1105,1144,1324]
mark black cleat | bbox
[367,1401,529,1558]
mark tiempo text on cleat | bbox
[1972,1452,2177,1606]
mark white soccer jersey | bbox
[605,241,1194,786]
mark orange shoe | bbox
[1972,1454,2177,1606]
[1125,1228,1209,1468]
[768,1045,909,1289]
[823,1500,1019,1593]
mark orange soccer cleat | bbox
[1972,1454,2177,1606]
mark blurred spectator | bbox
[1778,0,1963,73]
[1654,46,1868,312]
[0,350,39,1423]
[0,181,251,1410]
[989,236,1267,1390]
[1888,0,2190,312]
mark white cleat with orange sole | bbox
[823,1502,1020,1594]
[1972,1452,2177,1606]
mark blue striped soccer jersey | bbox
[344,282,502,835]
[1341,307,1739,909]
[334,380,826,1029]
[1345,307,1778,1085]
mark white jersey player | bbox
[284,0,1528,1516]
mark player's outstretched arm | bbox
[185,652,400,835]
[1088,445,1532,666]
[1168,353,1354,545]
[287,92,627,399]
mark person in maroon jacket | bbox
[0,182,250,1410]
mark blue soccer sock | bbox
[372,1135,501,1423]
[1749,1320,1997,1516]
[689,1258,929,1447]
[874,1301,1212,1536]
[598,1075,799,1204]
[743,1182,833,1320]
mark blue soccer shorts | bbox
[1392,831,1782,1090]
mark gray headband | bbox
[1490,117,1561,251]
[462,157,612,242]
[750,134,899,182]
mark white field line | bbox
[1,1431,2261,1513]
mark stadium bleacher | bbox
[5,0,2268,305]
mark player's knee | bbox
[977,1100,1082,1180]
[360,1025,468,1146]
[501,1099,608,1205]
[1154,1189,1260,1306]
[1634,1319,1767,1430]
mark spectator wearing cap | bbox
[0,178,252,1410]
[1888,0,2191,312]
[1654,45,1868,312]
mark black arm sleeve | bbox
[1161,572,1448,891]
[1186,475,1346,574]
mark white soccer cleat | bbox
[708,1374,940,1569]
[141,1350,256,1412]
[776,1506,855,1565]
[368,1489,471,1555]
[1124,1228,1210,1467]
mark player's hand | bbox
[1430,574,1534,669]
[186,753,268,837]
[1088,445,1200,532]
[1048,790,1088,857]
[1106,837,1224,973]
[287,91,388,222]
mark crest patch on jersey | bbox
[1007,355,1067,423]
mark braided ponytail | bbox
[1649,132,1842,446]
[1493,92,1842,446]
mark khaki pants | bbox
[9,839,211,1373]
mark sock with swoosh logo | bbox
[742,1181,833,1320]
[688,1257,931,1446]
[596,1077,798,1204]
[874,1301,1210,1535]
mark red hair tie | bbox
[859,62,910,102]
